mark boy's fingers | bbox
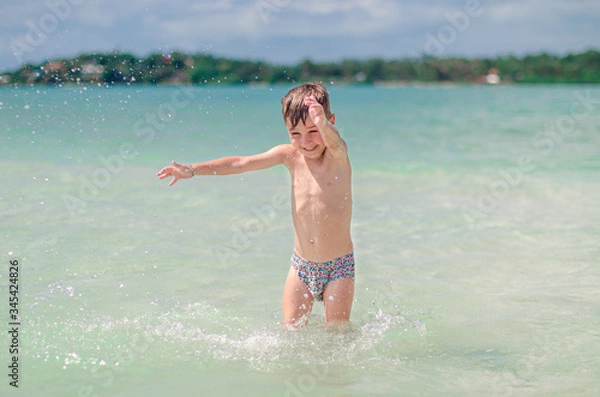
[157,168,171,178]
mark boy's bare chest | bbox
[294,169,336,193]
[291,161,351,212]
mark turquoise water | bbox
[1,84,599,396]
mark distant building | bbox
[485,68,501,84]
[185,58,195,68]
[82,63,104,80]
[44,61,67,73]
[26,70,42,84]
[82,63,104,74]
[0,75,10,84]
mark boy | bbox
[156,83,354,327]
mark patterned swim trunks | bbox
[291,252,355,301]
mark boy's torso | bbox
[286,148,353,262]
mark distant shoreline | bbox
[4,80,600,90]
[1,49,598,86]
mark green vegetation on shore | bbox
[1,49,599,86]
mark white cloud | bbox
[71,4,118,28]
[251,0,417,38]
[189,0,237,12]
[487,0,600,23]
[157,4,264,40]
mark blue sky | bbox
[1,0,598,72]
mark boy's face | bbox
[286,115,335,159]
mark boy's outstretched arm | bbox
[304,96,347,155]
[156,144,291,186]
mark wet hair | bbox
[281,83,331,128]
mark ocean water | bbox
[1,84,599,397]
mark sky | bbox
[1,0,599,72]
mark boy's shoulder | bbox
[270,143,295,158]
[272,143,294,152]
[267,144,296,167]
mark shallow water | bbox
[1,84,599,396]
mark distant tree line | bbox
[1,49,599,86]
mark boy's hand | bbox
[304,96,327,128]
[156,161,193,186]
[304,95,345,153]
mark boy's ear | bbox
[329,113,336,125]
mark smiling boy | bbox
[157,83,355,326]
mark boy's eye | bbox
[309,130,318,133]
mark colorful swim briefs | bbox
[291,252,355,301]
